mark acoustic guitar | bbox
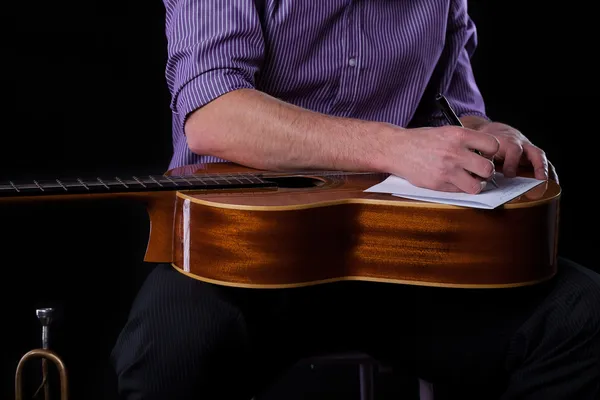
[0,162,561,289]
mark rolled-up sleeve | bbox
[415,0,489,127]
[163,0,265,133]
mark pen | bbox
[434,93,499,188]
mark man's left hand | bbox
[462,117,558,183]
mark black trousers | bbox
[111,258,600,399]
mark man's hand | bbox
[466,120,555,182]
[383,125,500,194]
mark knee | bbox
[556,259,600,343]
[113,323,251,399]
[110,266,252,398]
[112,308,251,399]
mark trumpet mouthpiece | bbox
[36,308,54,327]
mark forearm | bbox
[185,88,392,172]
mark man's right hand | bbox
[380,125,500,194]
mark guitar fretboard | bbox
[0,174,275,197]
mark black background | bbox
[2,1,595,399]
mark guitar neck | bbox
[0,173,276,198]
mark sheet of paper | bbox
[364,173,544,209]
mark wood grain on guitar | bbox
[0,162,561,289]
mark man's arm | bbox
[186,89,395,172]
[163,0,392,172]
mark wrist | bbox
[366,122,411,174]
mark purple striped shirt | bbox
[163,0,488,170]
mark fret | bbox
[77,179,104,188]
[207,176,221,185]
[239,174,255,184]
[33,180,44,191]
[0,182,19,193]
[115,177,128,188]
[231,174,245,184]
[56,179,67,191]
[244,173,257,184]
[149,176,164,187]
[177,176,194,186]
[163,176,178,185]
[142,178,161,187]
[160,176,173,187]
[119,177,152,188]
[60,180,83,188]
[168,176,201,186]
[190,175,214,186]
[188,175,204,185]
[97,178,110,189]
[136,176,162,188]
[77,178,90,191]
[132,176,147,188]
[195,176,211,186]
[10,181,20,192]
[93,178,126,188]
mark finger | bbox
[459,149,495,180]
[408,179,462,193]
[500,142,523,178]
[523,143,548,180]
[432,182,463,192]
[549,162,559,184]
[450,168,487,194]
[460,129,500,156]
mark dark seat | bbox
[301,352,434,399]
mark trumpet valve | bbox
[36,307,53,349]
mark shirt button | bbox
[348,57,356,67]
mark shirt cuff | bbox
[171,68,256,133]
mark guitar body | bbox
[166,163,561,289]
[0,162,561,289]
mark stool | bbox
[302,352,434,399]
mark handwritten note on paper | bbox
[364,173,544,209]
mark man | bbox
[111,1,600,399]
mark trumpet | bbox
[15,308,68,400]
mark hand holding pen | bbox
[435,93,499,188]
